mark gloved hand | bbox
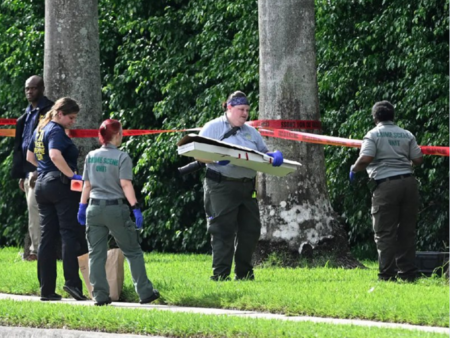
[349,165,356,183]
[77,203,88,226]
[267,150,284,167]
[133,209,143,229]
[71,174,82,181]
[216,160,230,166]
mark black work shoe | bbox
[140,289,160,304]
[235,273,255,281]
[398,275,418,283]
[210,275,231,282]
[40,293,62,301]
[63,285,87,301]
[94,298,112,306]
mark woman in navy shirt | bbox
[27,97,88,301]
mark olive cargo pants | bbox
[204,177,260,280]
[371,176,419,280]
[86,199,155,303]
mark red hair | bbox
[98,119,122,145]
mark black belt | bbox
[90,198,126,206]
[206,169,255,183]
[375,174,412,184]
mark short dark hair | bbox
[372,101,394,122]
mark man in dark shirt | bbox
[11,75,54,261]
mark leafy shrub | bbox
[316,0,449,256]
[0,0,447,257]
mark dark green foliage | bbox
[0,152,28,247]
[0,0,447,257]
[98,0,259,252]
[0,0,46,246]
[316,0,449,257]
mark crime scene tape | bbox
[0,119,319,136]
[419,146,450,157]
[0,128,203,138]
[247,120,321,129]
[0,129,15,137]
[258,128,449,157]
[0,119,448,156]
[67,128,201,138]
[0,118,322,129]
[0,119,17,125]
[259,128,362,148]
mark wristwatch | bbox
[131,203,140,210]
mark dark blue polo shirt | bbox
[29,121,79,174]
[21,97,49,160]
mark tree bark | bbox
[257,0,362,268]
[44,0,102,171]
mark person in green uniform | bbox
[77,119,159,305]
[350,101,423,282]
[198,91,284,281]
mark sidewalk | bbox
[0,293,448,337]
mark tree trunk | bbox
[257,0,362,268]
[44,0,102,171]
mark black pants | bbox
[371,176,419,280]
[35,171,88,296]
[204,177,260,279]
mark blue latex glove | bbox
[349,165,356,183]
[267,150,284,167]
[72,174,82,180]
[77,203,88,226]
[216,160,230,166]
[133,209,143,229]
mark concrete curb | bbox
[0,326,165,338]
[0,293,448,336]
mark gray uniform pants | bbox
[86,199,155,303]
[204,177,260,279]
[371,176,419,280]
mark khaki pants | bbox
[371,176,419,280]
[24,176,40,255]
[86,200,155,303]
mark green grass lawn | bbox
[0,299,447,338]
[0,247,448,330]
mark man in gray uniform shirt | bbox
[350,101,423,282]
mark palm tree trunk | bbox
[257,0,362,268]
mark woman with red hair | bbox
[77,119,159,306]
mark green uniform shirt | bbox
[360,121,422,180]
[82,144,133,199]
